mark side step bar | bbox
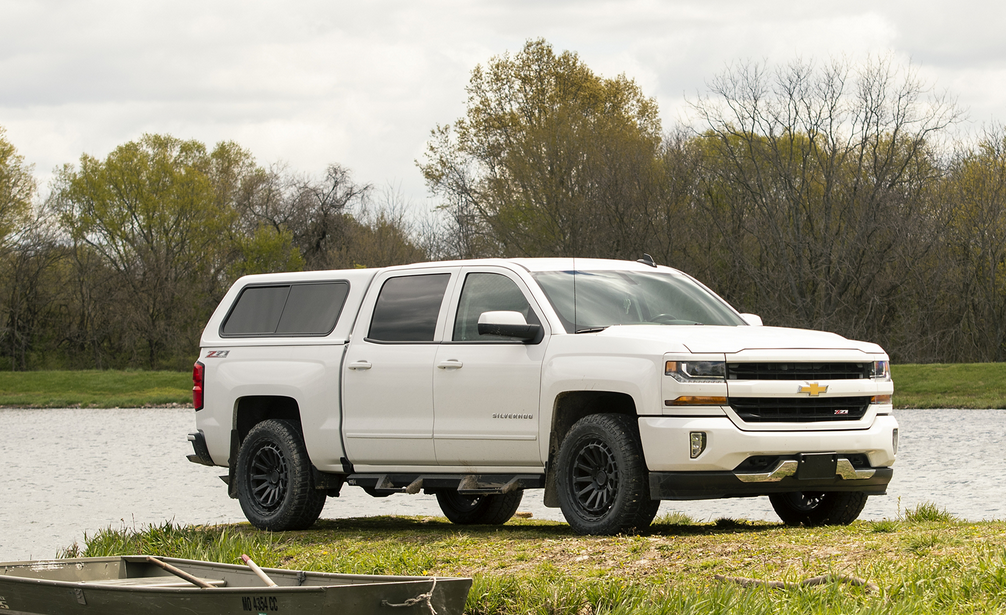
[346,473,545,496]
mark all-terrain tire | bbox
[769,491,868,526]
[556,413,661,535]
[236,419,327,531]
[435,489,524,525]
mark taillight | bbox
[193,361,205,411]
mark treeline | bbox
[2,39,1006,369]
[0,134,425,370]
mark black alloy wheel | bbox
[236,419,327,531]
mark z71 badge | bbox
[206,350,230,358]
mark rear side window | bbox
[222,282,350,337]
[368,274,451,342]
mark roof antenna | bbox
[637,254,657,268]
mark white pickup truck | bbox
[188,257,897,535]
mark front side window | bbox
[368,274,451,342]
[453,273,540,342]
[532,270,745,333]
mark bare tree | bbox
[689,58,961,352]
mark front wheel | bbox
[435,490,523,525]
[769,491,868,526]
[235,419,327,531]
[556,414,660,535]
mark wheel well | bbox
[543,391,637,507]
[227,396,304,499]
[234,396,302,442]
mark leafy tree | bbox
[420,38,664,258]
[0,126,34,248]
[53,135,262,368]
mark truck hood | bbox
[598,325,885,356]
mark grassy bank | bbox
[63,504,1006,614]
[891,363,1006,409]
[0,370,191,408]
[0,364,1003,408]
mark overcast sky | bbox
[3,0,1005,213]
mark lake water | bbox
[0,407,1003,561]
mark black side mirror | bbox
[477,311,542,342]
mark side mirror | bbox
[740,313,763,326]
[477,311,541,342]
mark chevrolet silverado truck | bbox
[187,257,898,535]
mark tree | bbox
[420,38,664,258]
[234,162,370,270]
[0,126,34,248]
[689,58,960,351]
[54,135,248,368]
[939,126,1006,361]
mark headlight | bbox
[871,360,891,381]
[665,360,726,382]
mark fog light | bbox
[690,432,707,459]
[893,428,899,456]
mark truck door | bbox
[433,268,547,467]
[342,269,457,467]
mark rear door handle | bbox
[437,360,463,370]
[348,360,372,370]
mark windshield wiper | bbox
[575,326,610,334]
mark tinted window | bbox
[222,282,349,336]
[276,283,350,334]
[453,273,540,341]
[368,274,451,342]
[222,286,290,335]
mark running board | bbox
[346,473,545,496]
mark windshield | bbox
[532,270,746,333]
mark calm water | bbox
[0,408,1003,561]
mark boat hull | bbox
[0,555,471,615]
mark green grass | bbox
[1,364,1005,408]
[66,513,1006,615]
[892,363,1006,409]
[0,370,191,408]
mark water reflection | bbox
[0,407,1002,561]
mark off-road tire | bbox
[556,413,661,535]
[236,419,327,531]
[435,489,524,525]
[769,491,868,526]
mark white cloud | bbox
[1,0,1004,207]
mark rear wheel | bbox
[556,414,660,535]
[435,490,523,525]
[236,419,327,531]
[769,491,868,526]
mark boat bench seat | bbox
[88,576,228,588]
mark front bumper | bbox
[649,459,893,500]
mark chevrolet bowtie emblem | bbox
[799,383,828,396]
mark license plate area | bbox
[797,453,838,480]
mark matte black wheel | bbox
[769,491,868,526]
[435,489,523,525]
[556,414,660,535]
[236,419,327,531]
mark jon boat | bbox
[0,555,472,615]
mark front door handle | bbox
[348,360,372,370]
[437,360,463,370]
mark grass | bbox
[0,370,191,408]
[5,363,1004,409]
[65,512,1006,614]
[891,363,1006,409]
